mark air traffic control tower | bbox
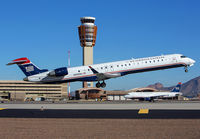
[78,17,97,88]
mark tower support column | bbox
[83,47,93,88]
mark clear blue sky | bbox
[0,0,200,91]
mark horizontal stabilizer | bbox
[7,58,30,65]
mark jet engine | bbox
[48,67,68,77]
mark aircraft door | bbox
[172,57,177,63]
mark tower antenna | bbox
[68,50,71,98]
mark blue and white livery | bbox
[7,54,195,88]
[124,82,183,102]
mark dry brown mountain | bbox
[147,76,200,97]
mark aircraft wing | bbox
[89,66,121,81]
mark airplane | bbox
[7,54,195,88]
[124,82,182,102]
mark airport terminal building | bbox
[0,80,182,101]
[0,81,68,101]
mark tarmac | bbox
[0,101,200,119]
[0,109,200,119]
[0,101,200,138]
[0,101,200,110]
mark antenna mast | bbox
[68,50,71,98]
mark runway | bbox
[0,109,200,119]
[0,101,200,119]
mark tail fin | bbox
[7,57,48,76]
[171,82,182,92]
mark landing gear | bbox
[96,82,101,88]
[100,81,106,88]
[149,98,155,102]
[184,66,188,73]
[96,81,106,88]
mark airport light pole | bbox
[68,50,71,99]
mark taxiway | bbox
[0,101,200,119]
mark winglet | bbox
[89,66,99,74]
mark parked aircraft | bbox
[124,82,182,101]
[7,54,195,88]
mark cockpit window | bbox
[181,56,187,58]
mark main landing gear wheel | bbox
[100,82,106,88]
[96,82,101,88]
[96,81,107,88]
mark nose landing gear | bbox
[184,66,188,73]
[96,81,106,88]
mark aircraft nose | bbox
[189,58,195,66]
[124,95,129,99]
[190,59,195,64]
[23,77,29,81]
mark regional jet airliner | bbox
[7,54,195,88]
[124,82,182,102]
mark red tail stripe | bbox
[13,57,30,64]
